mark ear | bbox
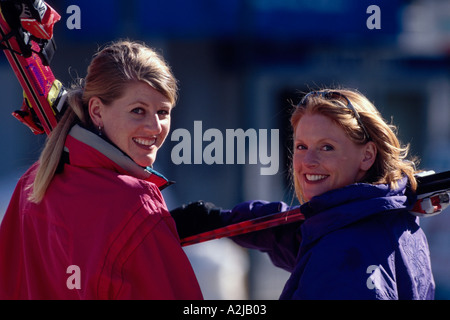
[360,141,377,171]
[88,97,104,127]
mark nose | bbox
[302,149,319,168]
[144,113,162,135]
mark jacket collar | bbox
[299,179,415,246]
[65,124,173,190]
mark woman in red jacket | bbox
[0,41,203,300]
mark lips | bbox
[305,174,329,182]
[132,137,157,149]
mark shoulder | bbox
[319,210,415,252]
[72,165,163,201]
[304,211,412,284]
[16,162,39,188]
[100,171,167,217]
[312,213,396,260]
[52,164,169,228]
[297,215,401,299]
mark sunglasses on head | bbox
[298,91,371,141]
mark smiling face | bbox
[293,113,376,202]
[89,81,173,167]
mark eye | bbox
[295,143,307,151]
[131,107,145,115]
[157,107,172,118]
[321,144,334,151]
[157,109,170,116]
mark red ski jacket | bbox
[0,125,203,300]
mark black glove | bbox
[170,201,224,239]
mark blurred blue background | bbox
[0,0,449,299]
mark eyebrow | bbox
[129,100,173,109]
[295,132,339,142]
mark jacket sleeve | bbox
[98,208,202,300]
[224,201,303,273]
[170,199,302,272]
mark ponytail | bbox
[28,89,83,203]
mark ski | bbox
[180,170,450,246]
[411,170,450,217]
[181,207,304,247]
[0,0,65,135]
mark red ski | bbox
[0,0,65,135]
[180,170,450,246]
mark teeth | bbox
[133,138,156,146]
[306,174,328,182]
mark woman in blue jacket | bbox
[172,89,435,300]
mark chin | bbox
[304,190,326,201]
[134,158,155,168]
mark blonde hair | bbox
[29,40,178,203]
[290,88,418,203]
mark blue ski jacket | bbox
[227,178,435,300]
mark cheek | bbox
[158,120,171,143]
[104,119,133,149]
[292,155,306,188]
[333,159,360,185]
[163,120,170,135]
[292,154,302,172]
